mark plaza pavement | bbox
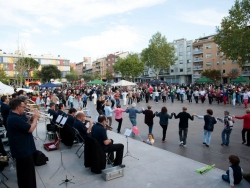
[1,97,250,187]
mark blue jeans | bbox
[180,94,184,103]
[170,94,174,103]
[116,99,120,106]
[130,118,137,126]
[70,102,74,108]
[221,129,232,146]
[147,124,153,134]
[222,170,230,183]
[179,128,188,145]
[203,130,212,145]
[155,96,158,102]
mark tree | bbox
[32,70,41,80]
[141,32,177,79]
[214,0,250,67]
[82,74,93,82]
[15,57,39,80]
[113,53,144,81]
[227,70,240,79]
[93,71,101,80]
[0,67,9,84]
[65,73,79,82]
[105,69,114,81]
[201,69,222,82]
[40,65,61,82]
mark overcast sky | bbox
[0,0,235,63]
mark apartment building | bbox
[192,35,241,83]
[92,57,106,79]
[75,57,91,77]
[0,49,70,80]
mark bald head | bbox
[182,106,187,111]
[76,112,85,121]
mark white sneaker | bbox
[179,141,183,146]
[183,144,186,147]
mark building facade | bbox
[0,50,70,79]
[192,35,241,83]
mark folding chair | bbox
[106,153,114,167]
[3,146,15,164]
[72,127,85,158]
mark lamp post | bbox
[219,55,223,84]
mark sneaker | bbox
[183,144,186,147]
[119,164,126,168]
[242,141,246,144]
[221,143,224,146]
[203,142,206,145]
[205,144,209,147]
[179,141,183,146]
[162,140,166,143]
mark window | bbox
[232,60,237,64]
[232,69,238,73]
[179,52,183,56]
[222,70,226,73]
[216,44,219,48]
[112,58,114,60]
[108,59,110,61]
[171,69,174,73]
[216,61,219,65]
[187,51,191,55]
[222,60,226,64]
[187,68,191,72]
[216,52,220,56]
[206,44,211,49]
[187,60,191,63]
[179,60,183,64]
[206,62,212,66]
[187,44,191,47]
[108,64,110,66]
[180,69,183,72]
[206,53,211,58]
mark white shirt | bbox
[199,91,206,96]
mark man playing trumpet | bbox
[7,98,40,188]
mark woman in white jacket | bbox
[104,102,113,127]
[92,91,97,105]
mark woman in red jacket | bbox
[233,108,250,146]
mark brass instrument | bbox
[26,111,53,120]
[27,99,39,109]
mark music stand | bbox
[123,128,139,160]
[50,116,74,183]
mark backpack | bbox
[33,150,49,166]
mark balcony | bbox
[193,74,201,78]
[242,63,250,67]
[241,71,250,76]
[193,49,203,54]
[193,58,203,62]
[193,66,203,70]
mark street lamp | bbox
[219,55,223,84]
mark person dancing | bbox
[113,104,126,133]
[155,107,173,143]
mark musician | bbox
[57,103,67,117]
[48,102,58,123]
[7,98,40,188]
[17,89,27,96]
[66,108,77,127]
[73,112,92,141]
[0,96,10,128]
[17,96,29,122]
[91,115,125,168]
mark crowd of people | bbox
[0,81,250,187]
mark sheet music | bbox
[60,117,67,125]
[56,115,62,123]
[124,129,132,136]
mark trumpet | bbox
[26,111,53,120]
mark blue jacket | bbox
[126,107,142,119]
[155,112,173,125]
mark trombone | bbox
[25,111,53,120]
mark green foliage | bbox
[40,65,61,82]
[214,0,250,67]
[82,74,93,82]
[93,71,101,80]
[0,67,9,84]
[32,70,41,79]
[65,73,79,82]
[201,69,221,82]
[113,53,144,81]
[105,69,114,81]
[16,57,39,71]
[141,32,176,78]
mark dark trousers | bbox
[242,128,250,145]
[208,96,213,104]
[179,128,188,145]
[83,101,87,108]
[160,124,168,141]
[111,100,115,108]
[187,95,192,102]
[16,154,36,188]
[97,109,103,115]
[194,96,198,103]
[115,118,123,133]
[107,143,124,166]
[162,96,166,103]
[145,97,149,103]
[137,97,140,103]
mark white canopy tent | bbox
[17,88,34,93]
[0,82,14,95]
[111,80,136,86]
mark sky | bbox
[0,0,236,63]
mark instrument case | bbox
[44,135,59,151]
[102,166,124,181]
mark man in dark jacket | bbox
[0,96,10,129]
[173,106,194,147]
[142,105,155,133]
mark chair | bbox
[72,127,85,158]
[3,146,15,164]
[0,164,9,188]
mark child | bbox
[143,133,155,146]
[222,155,243,187]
